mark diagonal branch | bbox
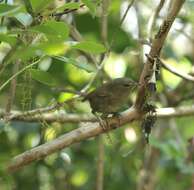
[135,0,186,109]
[161,60,194,82]
[6,107,140,173]
[6,105,194,173]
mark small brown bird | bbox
[83,77,138,116]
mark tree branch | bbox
[1,105,194,123]
[0,58,41,92]
[161,60,194,82]
[6,107,139,173]
[135,0,186,109]
[6,105,194,173]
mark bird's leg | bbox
[97,115,107,131]
[112,112,121,127]
[101,113,109,130]
[92,111,107,131]
[92,111,113,144]
[101,113,114,144]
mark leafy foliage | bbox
[0,0,194,190]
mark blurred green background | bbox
[0,0,194,189]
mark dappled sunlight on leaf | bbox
[44,127,57,141]
[71,170,88,187]
[104,53,127,78]
[162,57,192,89]
[58,92,74,103]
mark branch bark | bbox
[6,105,194,173]
[1,105,194,123]
[6,107,139,173]
[135,0,186,109]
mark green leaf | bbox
[0,4,22,17]
[14,12,33,27]
[38,42,69,55]
[56,2,81,11]
[10,45,37,61]
[30,69,56,86]
[0,34,17,46]
[72,41,106,54]
[31,21,69,40]
[11,42,69,61]
[54,56,96,73]
[31,0,53,13]
[81,0,97,16]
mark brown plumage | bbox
[83,77,138,115]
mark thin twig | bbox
[96,136,104,190]
[168,118,186,153]
[6,96,79,121]
[161,60,194,82]
[0,58,41,92]
[101,0,109,46]
[175,28,194,42]
[147,0,166,40]
[109,0,136,49]
[81,0,136,93]
[120,0,136,25]
[134,2,144,75]
[94,3,109,189]
[70,25,99,67]
[52,4,85,17]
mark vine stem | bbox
[0,58,41,92]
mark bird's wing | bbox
[83,84,112,101]
[95,85,112,98]
[96,91,109,97]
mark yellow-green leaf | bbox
[31,20,69,40]
[72,41,106,54]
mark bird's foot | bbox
[98,116,109,131]
[92,112,113,144]
[112,112,121,128]
[96,114,113,144]
[98,113,110,130]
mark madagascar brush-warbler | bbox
[83,77,138,116]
